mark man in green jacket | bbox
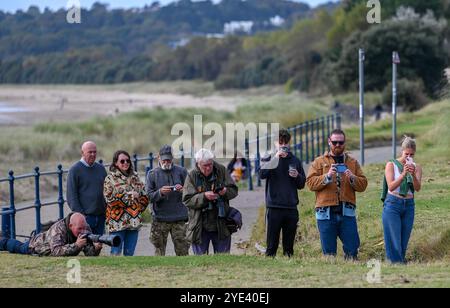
[182,148,238,255]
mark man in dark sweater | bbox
[146,145,189,256]
[259,129,306,257]
[67,141,107,235]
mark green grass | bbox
[0,92,329,203]
[1,254,449,288]
[0,94,329,177]
[249,99,450,264]
[1,90,449,288]
[345,99,450,149]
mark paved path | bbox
[10,189,265,256]
[8,146,399,256]
[134,187,265,256]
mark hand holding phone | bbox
[335,164,347,173]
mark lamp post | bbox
[392,51,400,158]
[359,48,365,166]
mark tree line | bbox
[0,0,449,110]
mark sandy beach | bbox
[0,84,241,126]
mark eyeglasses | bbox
[119,159,131,164]
[331,141,345,146]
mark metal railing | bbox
[1,114,340,240]
[243,114,341,192]
[0,152,185,240]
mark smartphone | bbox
[406,157,415,165]
[335,164,347,173]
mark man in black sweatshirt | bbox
[67,141,107,235]
[259,129,306,257]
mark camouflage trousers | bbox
[150,220,189,256]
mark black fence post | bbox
[1,207,10,239]
[180,146,185,168]
[57,164,65,220]
[133,154,138,172]
[305,122,309,163]
[34,166,42,234]
[256,134,261,187]
[310,120,315,161]
[321,116,326,155]
[299,124,304,162]
[149,153,154,170]
[245,138,253,191]
[293,126,298,157]
[337,113,342,129]
[316,118,321,157]
[8,170,16,239]
[327,115,331,143]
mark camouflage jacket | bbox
[28,214,101,257]
[104,169,149,233]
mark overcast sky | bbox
[0,0,337,13]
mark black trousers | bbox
[265,207,299,257]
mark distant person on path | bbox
[373,104,383,121]
[146,145,190,256]
[382,136,422,263]
[227,151,248,183]
[0,213,102,257]
[67,141,107,235]
[183,149,238,255]
[259,129,306,257]
[104,150,149,256]
[306,129,368,260]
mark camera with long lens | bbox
[213,184,224,194]
[80,232,122,247]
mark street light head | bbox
[393,51,400,64]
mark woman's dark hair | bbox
[110,150,132,176]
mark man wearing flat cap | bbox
[146,145,190,256]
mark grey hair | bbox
[195,148,215,163]
[401,135,416,151]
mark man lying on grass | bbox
[0,212,102,257]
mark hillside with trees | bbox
[0,0,449,111]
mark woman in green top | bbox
[382,136,422,263]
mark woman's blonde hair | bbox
[401,135,416,151]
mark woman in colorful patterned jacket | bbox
[104,150,149,256]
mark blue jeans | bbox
[110,230,139,256]
[316,207,360,259]
[86,215,106,235]
[192,230,231,255]
[382,194,415,263]
[0,238,31,254]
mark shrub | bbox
[382,78,428,111]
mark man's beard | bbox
[331,146,345,156]
[161,163,173,170]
